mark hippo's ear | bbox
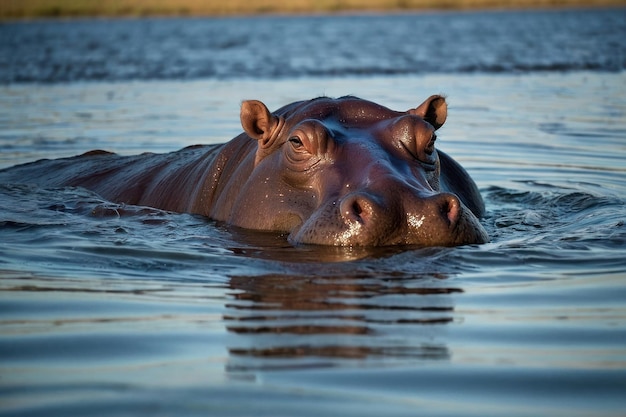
[240,100,283,148]
[409,95,447,130]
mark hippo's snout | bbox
[341,190,461,230]
[290,189,488,247]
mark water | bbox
[1,9,625,83]
[1,8,626,417]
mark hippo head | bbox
[226,95,488,247]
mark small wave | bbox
[483,186,626,258]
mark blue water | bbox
[1,8,626,417]
[1,8,625,83]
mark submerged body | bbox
[0,96,488,246]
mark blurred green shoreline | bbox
[2,0,625,20]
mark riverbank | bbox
[1,0,624,19]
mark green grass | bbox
[1,0,624,19]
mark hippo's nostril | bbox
[439,194,461,226]
[340,193,376,225]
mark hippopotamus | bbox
[0,95,488,247]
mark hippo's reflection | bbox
[224,271,461,370]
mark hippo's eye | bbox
[289,136,304,149]
[426,134,437,154]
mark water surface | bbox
[1,9,626,417]
[1,9,625,83]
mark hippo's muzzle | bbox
[289,188,488,247]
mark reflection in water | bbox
[224,224,412,263]
[224,273,460,370]
[224,222,467,263]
